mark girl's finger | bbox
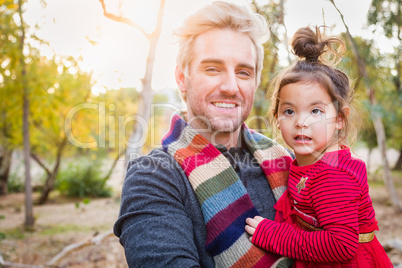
[245,224,255,235]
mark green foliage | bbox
[0,0,25,149]
[249,1,286,136]
[338,35,398,148]
[367,0,401,39]
[56,160,112,198]
[7,172,24,193]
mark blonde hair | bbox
[174,1,269,101]
[270,26,357,145]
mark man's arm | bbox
[114,150,205,267]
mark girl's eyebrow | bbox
[279,101,294,106]
[310,101,328,106]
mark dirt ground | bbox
[0,193,127,267]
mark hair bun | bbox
[291,26,345,65]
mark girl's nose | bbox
[295,117,308,128]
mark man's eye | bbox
[206,67,219,72]
[238,70,251,76]
[311,108,323,115]
[284,109,294,115]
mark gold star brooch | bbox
[296,176,308,194]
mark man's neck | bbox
[183,110,242,149]
[199,127,242,150]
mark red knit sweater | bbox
[252,147,379,263]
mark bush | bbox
[7,172,24,193]
[56,160,112,198]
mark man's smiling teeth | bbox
[212,102,236,108]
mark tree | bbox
[368,0,401,92]
[17,0,35,227]
[330,0,402,212]
[338,35,394,174]
[250,0,289,135]
[1,0,98,205]
[99,0,166,166]
[0,0,23,195]
[27,56,93,204]
[95,87,140,182]
[367,0,402,169]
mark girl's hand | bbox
[245,216,265,241]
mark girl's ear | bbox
[336,106,350,129]
[275,114,280,130]
[175,66,187,93]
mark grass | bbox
[38,224,96,236]
[0,223,111,241]
[1,227,26,240]
[368,169,402,187]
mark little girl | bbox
[245,26,392,267]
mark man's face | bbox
[177,28,257,135]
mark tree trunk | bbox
[124,2,165,167]
[367,147,372,175]
[18,0,34,227]
[99,0,166,170]
[36,137,67,205]
[102,150,125,183]
[394,148,402,171]
[330,0,402,212]
[395,0,401,93]
[254,105,263,132]
[0,145,12,195]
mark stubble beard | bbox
[186,85,252,134]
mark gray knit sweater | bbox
[114,146,277,268]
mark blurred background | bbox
[0,0,401,267]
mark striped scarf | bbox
[162,112,293,268]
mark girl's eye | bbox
[311,108,323,115]
[283,109,294,115]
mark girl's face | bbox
[277,82,344,166]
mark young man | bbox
[114,2,292,267]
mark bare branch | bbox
[47,230,114,266]
[99,0,150,38]
[30,153,51,176]
[151,0,166,37]
[0,231,115,268]
[102,149,126,183]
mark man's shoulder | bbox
[123,147,189,192]
[127,147,179,170]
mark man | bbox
[114,1,292,267]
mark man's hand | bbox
[245,216,265,241]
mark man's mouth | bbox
[212,102,237,109]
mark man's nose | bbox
[219,72,239,95]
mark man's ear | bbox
[336,106,350,129]
[175,66,187,93]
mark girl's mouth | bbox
[294,135,312,143]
